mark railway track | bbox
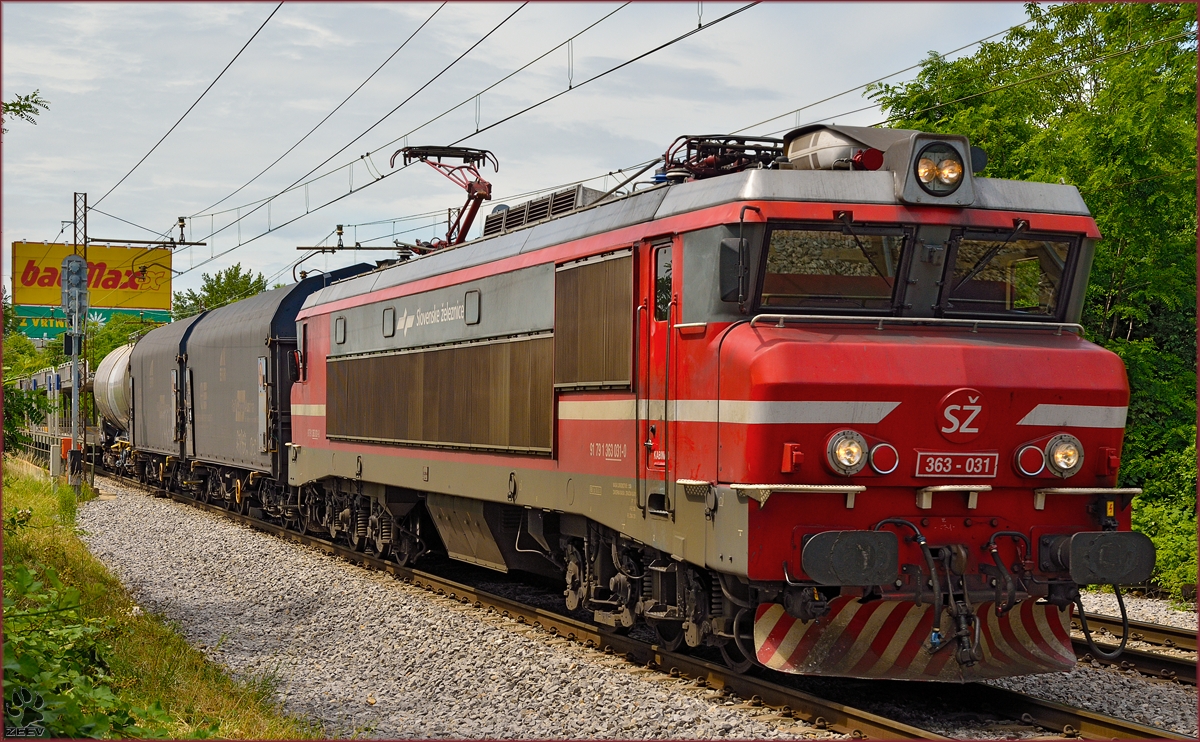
[102,473,1191,740]
[1070,613,1196,685]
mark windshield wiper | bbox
[952,219,1028,292]
[837,212,889,281]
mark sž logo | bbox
[938,387,986,443]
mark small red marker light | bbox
[1017,445,1046,476]
[853,148,884,171]
[869,443,899,475]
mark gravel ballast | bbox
[78,477,1196,738]
[1080,590,1197,630]
[79,478,833,739]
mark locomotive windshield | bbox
[942,232,1074,317]
[752,223,1079,320]
[760,226,908,311]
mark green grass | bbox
[3,462,322,738]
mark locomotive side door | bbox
[639,238,675,517]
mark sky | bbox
[2,2,1032,301]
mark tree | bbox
[869,2,1197,598]
[2,380,50,452]
[171,263,267,320]
[86,313,163,366]
[2,287,19,334]
[2,90,49,134]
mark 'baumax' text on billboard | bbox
[12,242,172,310]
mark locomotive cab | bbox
[673,126,1155,679]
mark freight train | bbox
[92,124,1155,681]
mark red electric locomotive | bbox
[230,125,1156,681]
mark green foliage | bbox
[87,312,162,366]
[2,470,320,739]
[1,90,49,134]
[3,382,51,452]
[3,565,171,737]
[869,3,1197,596]
[172,263,267,320]
[3,286,19,334]
[3,331,42,376]
[1132,439,1198,601]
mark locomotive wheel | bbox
[719,610,757,673]
[652,621,685,652]
[391,534,414,567]
[296,488,315,534]
[719,640,755,674]
[347,511,366,552]
[372,522,392,559]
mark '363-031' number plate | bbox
[915,451,998,477]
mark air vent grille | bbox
[482,184,604,238]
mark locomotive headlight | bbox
[913,142,965,196]
[917,157,939,184]
[936,158,963,185]
[1045,434,1084,478]
[827,430,868,476]
[836,438,863,466]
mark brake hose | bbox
[985,531,1030,617]
[1074,585,1130,661]
[875,518,943,649]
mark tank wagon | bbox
[95,125,1155,681]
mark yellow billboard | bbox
[12,242,172,310]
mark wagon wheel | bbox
[236,482,252,515]
[199,474,217,504]
[652,620,685,652]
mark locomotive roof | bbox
[303,169,1091,310]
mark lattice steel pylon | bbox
[73,192,87,256]
[69,192,88,491]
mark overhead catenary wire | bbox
[343,15,1043,246]
[88,207,172,238]
[173,3,750,280]
[742,19,1190,137]
[729,17,1035,135]
[180,2,529,260]
[92,2,283,210]
[275,2,630,210]
[282,10,1176,258]
[190,3,447,218]
[173,2,629,244]
[450,2,758,147]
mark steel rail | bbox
[949,684,1193,741]
[1070,613,1196,684]
[1071,641,1196,685]
[1074,613,1196,652]
[101,473,1191,740]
